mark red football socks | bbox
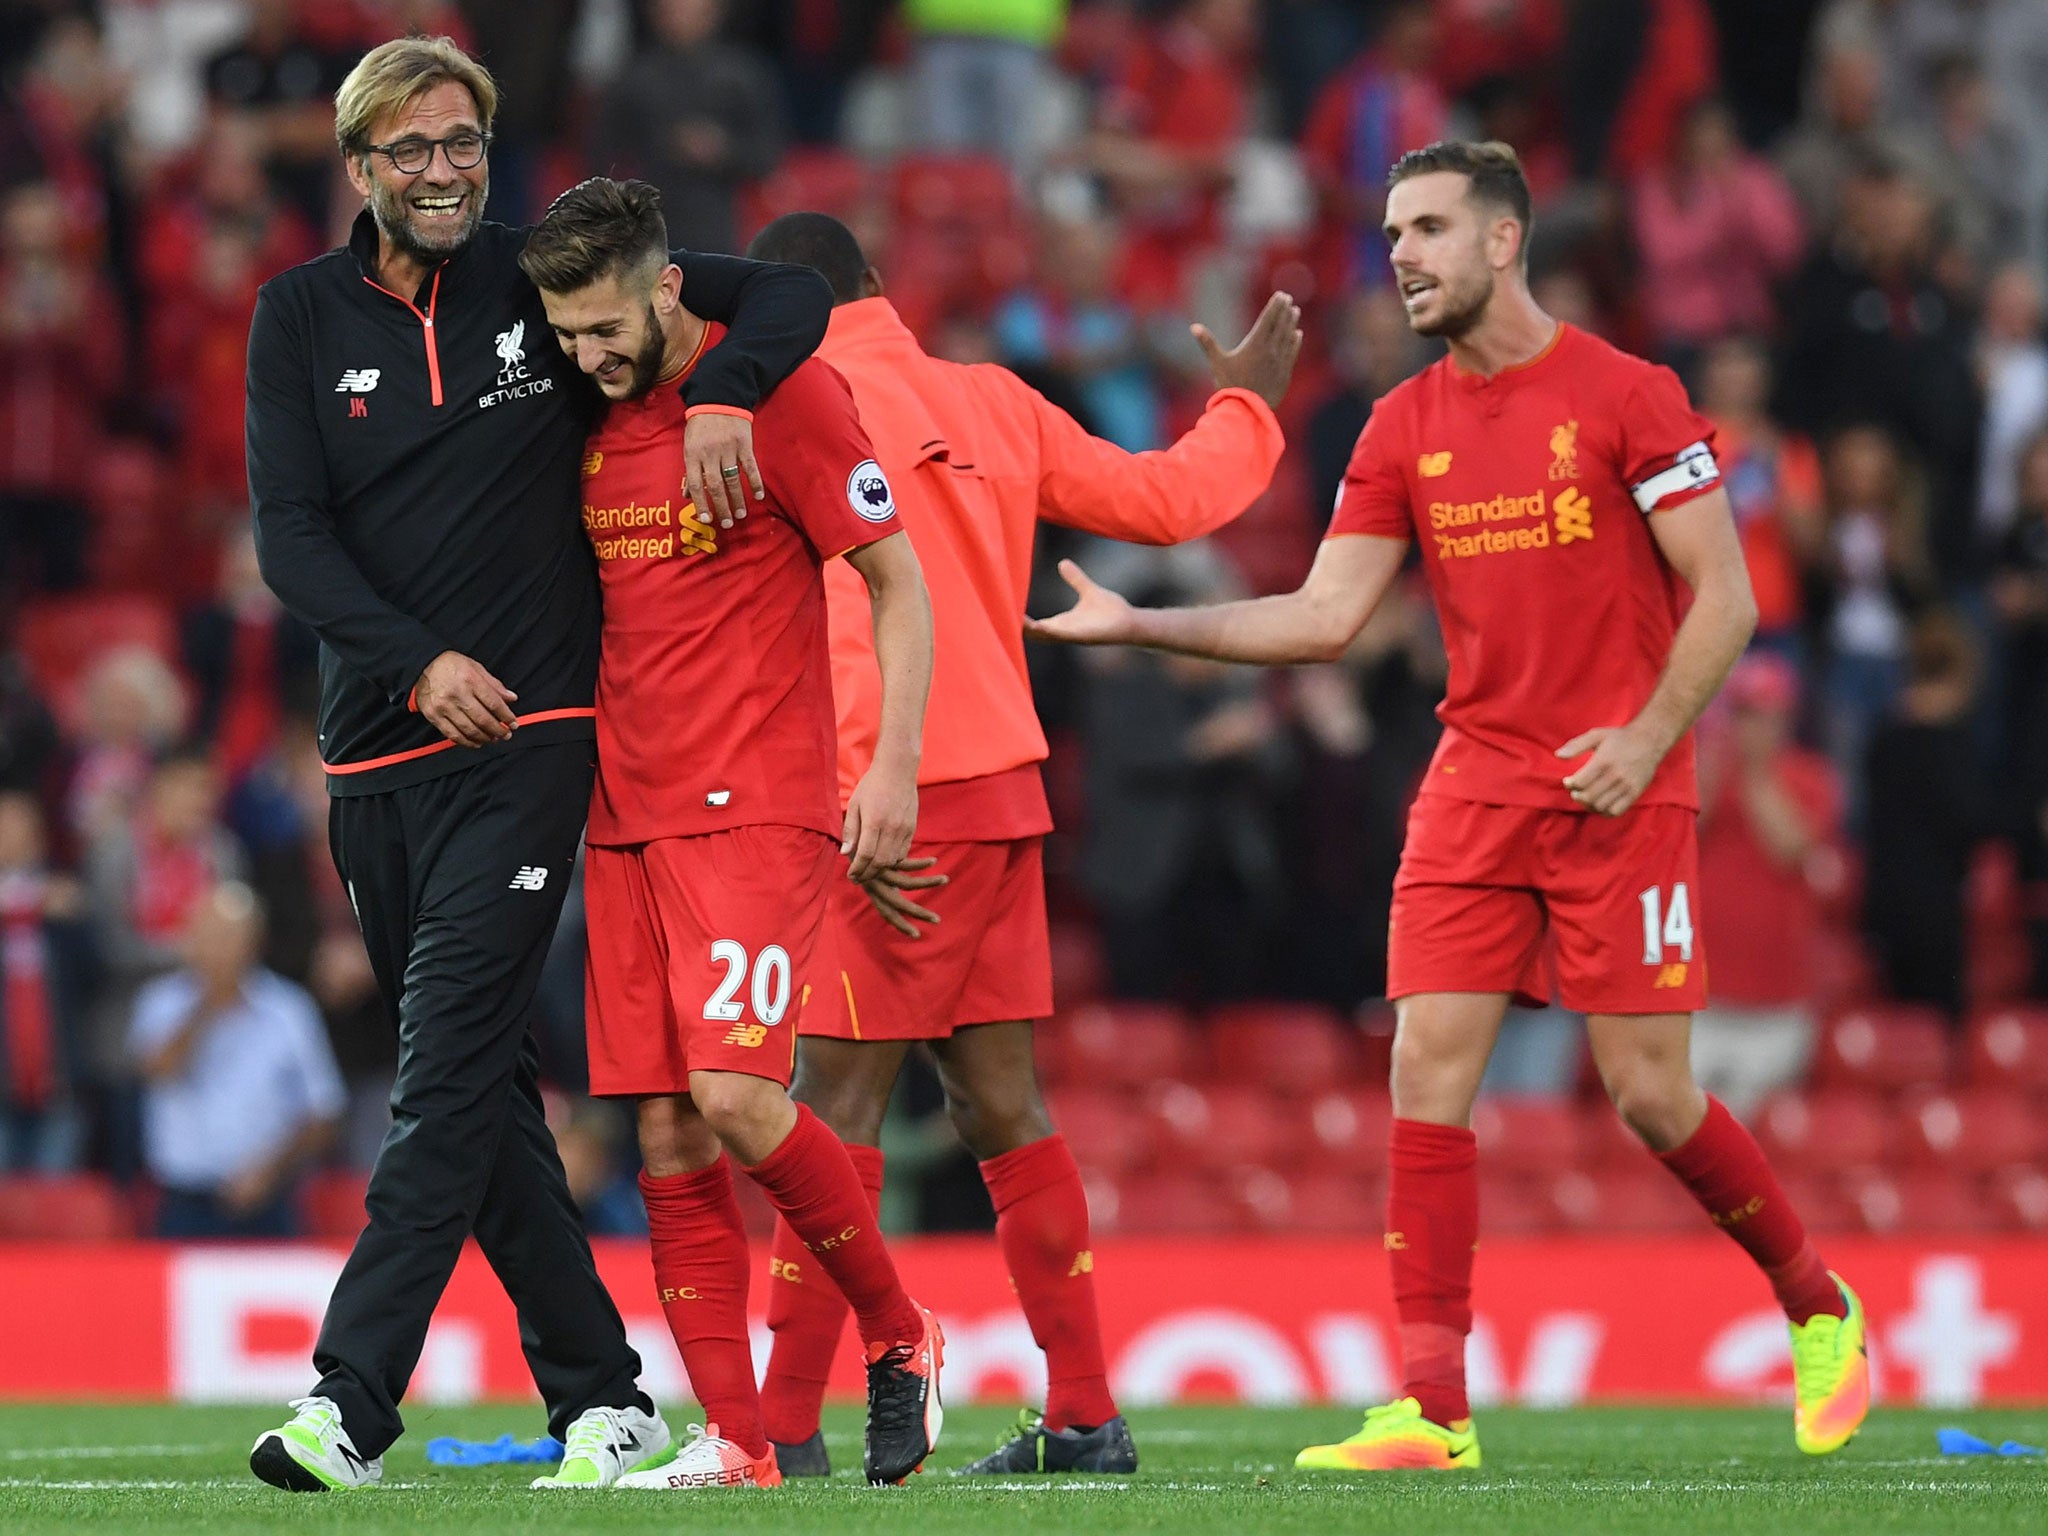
[744,1105,922,1347]
[759,1142,881,1445]
[1658,1095,1845,1324]
[1386,1117,1479,1426]
[639,1160,767,1458]
[982,1135,1118,1431]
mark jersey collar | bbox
[822,296,922,361]
[1448,320,1569,393]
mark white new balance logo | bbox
[508,866,548,891]
[336,368,381,393]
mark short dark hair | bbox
[1387,139,1533,250]
[519,177,668,294]
[745,211,868,304]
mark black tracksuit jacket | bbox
[246,210,831,795]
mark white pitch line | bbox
[1,1444,218,1462]
[0,1477,437,1492]
[0,1478,220,1490]
[935,1481,1133,1493]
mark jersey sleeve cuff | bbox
[1206,385,1275,419]
[683,404,755,422]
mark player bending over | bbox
[742,211,1299,1476]
[1029,140,1869,1471]
[521,178,942,1489]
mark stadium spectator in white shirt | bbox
[130,881,344,1237]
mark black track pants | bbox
[312,741,645,1456]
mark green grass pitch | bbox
[1,1402,2042,1535]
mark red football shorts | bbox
[1387,795,1709,1015]
[584,825,838,1095]
[803,837,1054,1041]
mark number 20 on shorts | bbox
[1638,883,1695,967]
[703,940,792,1027]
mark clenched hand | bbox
[415,650,517,747]
[1558,724,1665,817]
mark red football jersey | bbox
[580,325,902,846]
[1328,323,1720,811]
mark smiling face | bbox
[539,261,682,400]
[345,79,489,266]
[1383,170,1520,340]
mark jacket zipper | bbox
[361,266,446,406]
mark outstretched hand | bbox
[1194,291,1304,410]
[1024,559,1140,647]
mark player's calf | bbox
[790,1035,907,1148]
[931,1022,1054,1159]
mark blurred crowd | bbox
[3,0,2048,1239]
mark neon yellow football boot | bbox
[1294,1397,1480,1471]
[1791,1272,1870,1455]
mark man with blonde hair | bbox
[245,34,833,1492]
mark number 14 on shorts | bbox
[1638,883,1695,980]
[704,939,792,1048]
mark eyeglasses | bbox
[364,130,492,176]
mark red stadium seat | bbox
[0,1175,134,1240]
[1575,1103,1657,1169]
[1841,1170,1999,1234]
[1899,1091,2045,1173]
[1778,1174,1859,1235]
[1354,1001,1397,1084]
[1046,924,1107,1017]
[87,437,180,592]
[1248,1170,1381,1233]
[1150,1083,1307,1172]
[1809,925,1878,1013]
[1206,1002,1356,1093]
[1545,1169,1697,1233]
[1966,1007,2048,1091]
[1755,1091,1893,1175]
[1307,1088,1392,1174]
[890,154,1018,230]
[1986,1166,2048,1231]
[1045,1086,1157,1174]
[1472,1095,1582,1175]
[738,147,871,236]
[300,1171,369,1240]
[16,592,179,724]
[1813,1006,1953,1092]
[1480,1172,1561,1235]
[1052,1002,1198,1087]
[1110,1174,1249,1234]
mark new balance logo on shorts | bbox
[508,866,549,891]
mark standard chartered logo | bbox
[581,498,719,560]
[1430,487,1595,561]
[1553,487,1594,543]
